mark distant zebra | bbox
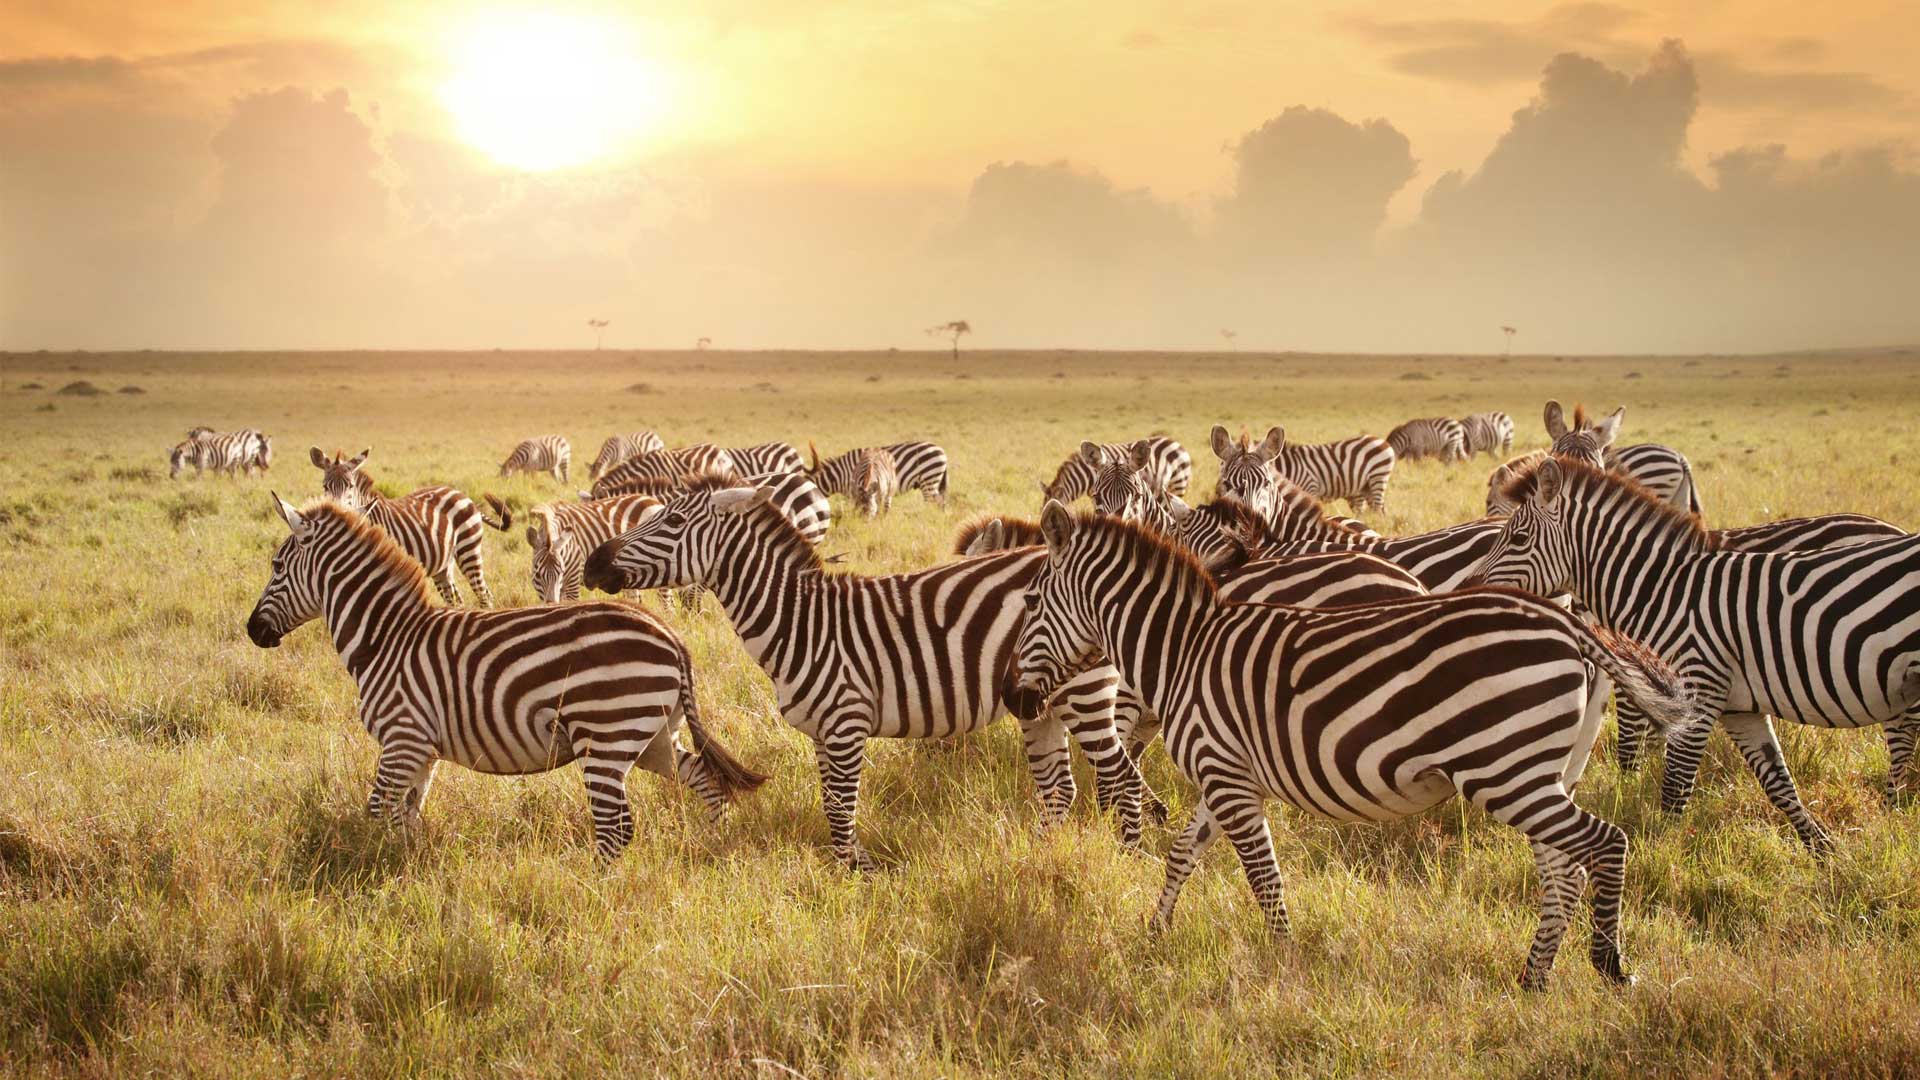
[169,428,270,479]
[1041,436,1192,504]
[1474,459,1920,843]
[247,496,765,859]
[1209,425,1392,512]
[728,442,806,477]
[1386,417,1467,463]
[581,477,1144,867]
[309,447,510,606]
[1459,411,1514,458]
[499,435,572,482]
[1014,504,1703,990]
[588,431,666,480]
[1540,400,1701,515]
[809,441,949,506]
[590,444,740,499]
[853,448,899,518]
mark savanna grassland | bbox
[3,348,1920,1077]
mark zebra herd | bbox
[241,405,1917,991]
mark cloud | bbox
[1216,107,1416,260]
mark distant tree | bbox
[588,319,610,350]
[695,336,712,351]
[1220,328,1238,349]
[1500,325,1517,356]
[926,320,972,360]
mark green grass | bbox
[3,347,1919,1076]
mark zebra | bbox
[1538,401,1702,515]
[1459,411,1515,458]
[246,495,766,859]
[728,442,806,477]
[808,441,950,506]
[590,444,740,499]
[587,431,666,481]
[1487,444,1700,516]
[1386,417,1467,463]
[853,448,899,518]
[308,447,510,606]
[1472,458,1920,843]
[499,435,572,482]
[169,428,270,479]
[1013,503,1704,990]
[1041,436,1192,505]
[580,476,1145,868]
[1212,425,1395,513]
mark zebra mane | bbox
[1570,404,1590,430]
[1498,459,1717,548]
[951,514,1046,555]
[298,499,436,602]
[1068,510,1220,600]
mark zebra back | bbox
[1386,418,1467,463]
[588,431,666,480]
[729,442,805,477]
[1458,411,1514,457]
[1274,435,1394,510]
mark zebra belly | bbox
[438,662,679,773]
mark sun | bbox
[440,13,666,171]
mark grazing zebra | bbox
[581,477,1144,867]
[1208,426,1389,524]
[308,447,510,606]
[590,444,739,499]
[1014,504,1703,990]
[528,495,665,603]
[499,435,572,482]
[1459,411,1515,458]
[247,496,765,858]
[587,431,666,480]
[1386,417,1467,463]
[1041,436,1192,504]
[728,442,806,477]
[1538,401,1702,516]
[169,428,270,479]
[808,441,950,506]
[853,448,899,518]
[1473,459,1920,842]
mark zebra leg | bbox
[1150,800,1221,935]
[1207,782,1290,936]
[367,739,437,827]
[1721,712,1833,853]
[1885,712,1918,804]
[1468,782,1631,989]
[400,761,441,827]
[456,545,493,608]
[1657,716,1715,814]
[1051,673,1143,846]
[430,566,463,606]
[1614,697,1651,773]
[815,721,875,872]
[571,718,663,860]
[1521,843,1585,992]
[1018,712,1076,829]
[1113,693,1169,826]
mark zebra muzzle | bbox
[246,611,283,648]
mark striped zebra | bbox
[1041,436,1192,504]
[587,431,666,481]
[853,447,899,518]
[499,435,572,482]
[580,477,1144,867]
[590,444,739,499]
[247,496,765,859]
[309,447,510,606]
[1459,411,1514,458]
[728,442,806,476]
[1386,417,1467,463]
[1487,444,1700,516]
[1211,425,1395,513]
[808,441,949,506]
[169,428,270,479]
[1539,401,1701,515]
[1473,459,1920,842]
[1014,503,1703,990]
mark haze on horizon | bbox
[3,1,1917,356]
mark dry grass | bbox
[2,348,1919,1076]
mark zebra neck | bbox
[706,542,812,670]
[323,569,428,681]
[1568,504,1702,634]
[1091,573,1216,718]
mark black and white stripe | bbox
[1539,400,1701,516]
[309,447,510,606]
[170,428,270,479]
[809,441,950,506]
[1013,504,1703,990]
[588,431,666,480]
[852,447,899,518]
[528,495,666,603]
[590,444,740,499]
[1386,417,1467,463]
[499,435,572,482]
[728,442,806,477]
[247,496,765,859]
[1459,411,1515,458]
[581,478,1143,868]
[1042,436,1192,504]
[1473,459,1920,844]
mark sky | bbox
[2,1,1917,354]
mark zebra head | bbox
[584,483,775,594]
[1470,458,1574,595]
[526,508,578,603]
[247,493,327,648]
[168,442,194,478]
[1543,401,1622,468]
[310,447,373,511]
[1210,425,1284,522]
[1082,442,1153,519]
[1012,501,1105,699]
[1484,451,1546,514]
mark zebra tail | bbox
[479,493,513,531]
[676,647,769,798]
[1679,459,1704,518]
[1572,624,1711,736]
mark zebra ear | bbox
[1209,425,1233,461]
[1258,426,1285,462]
[348,448,370,470]
[1533,459,1566,507]
[270,491,310,537]
[1129,442,1153,470]
[1079,441,1110,466]
[525,525,542,547]
[1163,494,1193,522]
[1543,400,1568,439]
[1040,499,1076,556]
[1592,407,1624,448]
[966,518,1005,556]
[712,485,774,515]
[308,447,327,469]
[806,440,821,473]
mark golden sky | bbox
[3,1,1918,351]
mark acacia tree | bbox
[588,319,610,350]
[1501,325,1517,356]
[695,336,712,351]
[926,320,971,360]
[1220,328,1238,349]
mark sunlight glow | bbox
[440,12,666,171]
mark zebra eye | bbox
[1021,588,1039,612]
[1511,528,1533,545]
